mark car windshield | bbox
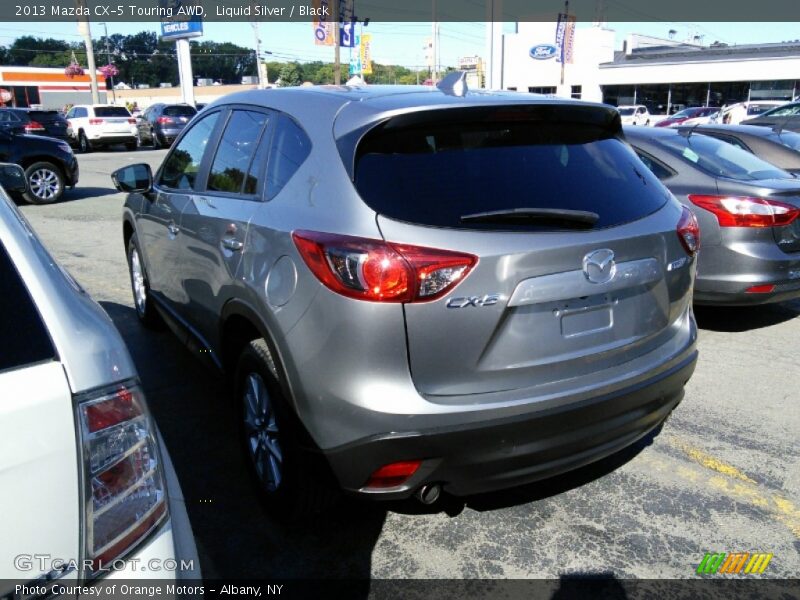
[94,107,131,117]
[163,105,196,117]
[672,108,702,119]
[656,132,793,181]
[618,108,635,116]
[769,130,800,151]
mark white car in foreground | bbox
[617,105,651,126]
[0,163,199,593]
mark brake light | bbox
[292,230,477,303]
[157,116,172,124]
[77,383,167,575]
[365,460,422,488]
[746,284,775,294]
[24,120,45,133]
[89,118,104,125]
[127,118,136,124]
[677,206,700,256]
[689,194,800,228]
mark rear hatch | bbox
[93,106,133,133]
[27,110,69,139]
[350,103,693,397]
[161,105,197,128]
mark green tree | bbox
[277,62,303,87]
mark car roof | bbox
[0,187,137,392]
[203,84,617,138]
[676,124,781,138]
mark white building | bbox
[502,23,800,115]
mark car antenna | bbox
[772,115,793,138]
[679,122,702,140]
[436,71,468,97]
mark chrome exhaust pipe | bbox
[415,483,441,505]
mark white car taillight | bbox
[76,382,167,575]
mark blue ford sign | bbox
[530,44,557,60]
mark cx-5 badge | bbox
[446,294,501,308]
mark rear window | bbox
[0,240,55,372]
[94,107,131,118]
[618,108,635,116]
[655,132,792,181]
[163,105,197,117]
[750,103,787,116]
[27,110,61,122]
[353,106,670,231]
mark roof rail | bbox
[436,71,468,97]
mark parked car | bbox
[625,126,800,306]
[137,103,198,149]
[741,101,800,133]
[0,164,199,589]
[65,104,138,152]
[0,108,71,142]
[654,107,720,128]
[195,103,207,112]
[617,104,651,126]
[675,124,800,174]
[113,82,699,515]
[715,101,785,125]
[0,127,78,204]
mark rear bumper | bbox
[88,133,137,144]
[324,350,697,499]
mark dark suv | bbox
[0,128,78,204]
[113,80,698,515]
[136,103,197,148]
[0,108,71,142]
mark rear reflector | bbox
[746,284,775,294]
[689,194,800,228]
[365,460,422,489]
[292,230,477,303]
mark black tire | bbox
[22,161,64,205]
[126,140,138,151]
[126,234,163,328]
[236,339,338,518]
[78,131,92,153]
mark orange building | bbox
[0,66,108,110]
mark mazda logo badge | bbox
[583,249,616,284]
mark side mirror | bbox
[0,163,28,194]
[112,163,153,194]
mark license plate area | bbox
[556,295,615,338]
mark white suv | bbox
[617,104,651,126]
[66,104,138,152]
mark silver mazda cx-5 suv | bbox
[113,76,699,514]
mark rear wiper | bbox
[459,208,599,228]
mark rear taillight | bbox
[89,118,104,125]
[689,194,800,228]
[677,206,700,256]
[292,230,477,303]
[127,118,136,124]
[76,382,167,575]
[24,120,45,133]
[157,116,172,124]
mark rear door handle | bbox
[222,237,244,251]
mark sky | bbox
[3,21,800,70]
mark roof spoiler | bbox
[436,71,468,97]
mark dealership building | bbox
[0,67,108,109]
[502,23,800,114]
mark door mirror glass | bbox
[111,163,152,193]
[0,163,27,193]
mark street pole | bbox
[176,38,195,106]
[431,0,437,84]
[99,22,116,103]
[75,0,99,104]
[334,0,341,85]
[560,0,568,87]
[251,21,266,88]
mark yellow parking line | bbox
[672,439,758,485]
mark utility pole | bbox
[75,0,99,103]
[431,0,437,84]
[251,21,269,88]
[98,22,116,103]
[560,0,569,87]
[334,0,341,85]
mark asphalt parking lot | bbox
[17,148,800,582]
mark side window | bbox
[707,134,751,153]
[206,110,269,195]
[266,115,311,200]
[76,108,87,118]
[0,241,55,372]
[159,112,220,190]
[65,108,75,119]
[0,112,9,123]
[634,149,675,181]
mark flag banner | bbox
[339,0,356,47]
[360,33,373,74]
[313,0,334,45]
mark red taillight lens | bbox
[127,118,136,124]
[365,460,422,488]
[746,284,775,294]
[89,118,104,125]
[77,383,167,575]
[689,194,800,228]
[677,206,700,256]
[24,121,45,132]
[157,116,172,124]
[292,230,477,303]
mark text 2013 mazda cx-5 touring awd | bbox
[113,77,699,514]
